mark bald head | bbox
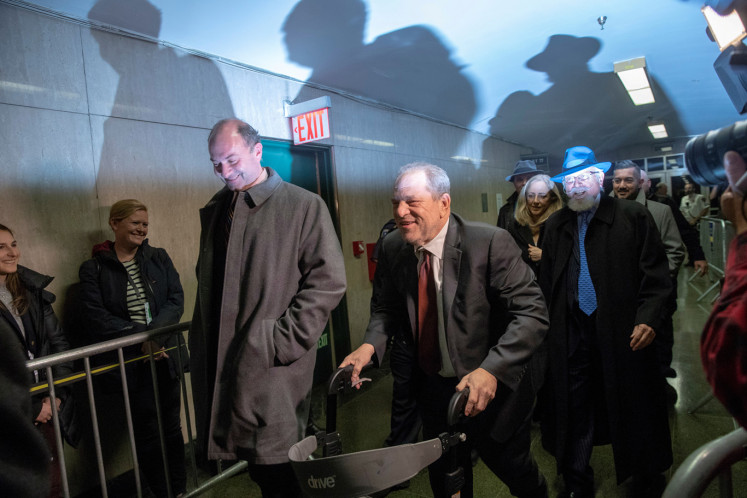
[208,118,260,149]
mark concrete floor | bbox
[189,266,746,497]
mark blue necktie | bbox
[578,211,597,315]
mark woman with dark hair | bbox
[0,223,78,497]
[508,174,563,275]
[78,199,186,498]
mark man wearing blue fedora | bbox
[539,146,672,497]
[497,160,544,231]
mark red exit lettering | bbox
[292,108,330,145]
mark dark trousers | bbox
[38,421,61,497]
[563,310,668,497]
[418,373,547,498]
[562,311,600,496]
[385,336,422,446]
[132,360,186,498]
[247,462,302,498]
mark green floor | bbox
[193,267,746,497]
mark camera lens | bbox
[686,120,747,186]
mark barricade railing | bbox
[662,427,747,498]
[690,217,735,302]
[27,322,199,498]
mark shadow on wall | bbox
[484,34,687,172]
[57,1,237,495]
[86,0,236,236]
[283,0,477,160]
[86,0,236,320]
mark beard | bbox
[567,187,598,212]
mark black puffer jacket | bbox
[78,240,186,378]
[0,265,79,446]
[0,310,50,497]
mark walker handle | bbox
[447,387,470,427]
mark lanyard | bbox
[124,265,152,325]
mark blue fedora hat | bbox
[550,146,611,182]
[506,160,545,181]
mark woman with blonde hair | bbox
[78,199,186,498]
[509,174,563,276]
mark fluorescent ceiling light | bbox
[628,88,656,106]
[702,6,747,51]
[648,122,668,139]
[655,144,673,152]
[617,68,649,90]
[614,57,655,105]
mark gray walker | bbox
[289,365,468,497]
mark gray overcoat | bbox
[189,168,346,463]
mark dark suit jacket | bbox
[363,213,548,441]
[497,191,519,230]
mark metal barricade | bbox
[687,218,736,414]
[689,217,735,302]
[663,427,747,498]
[27,322,199,498]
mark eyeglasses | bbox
[563,172,597,186]
[526,192,549,202]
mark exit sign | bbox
[292,107,330,145]
[520,153,548,168]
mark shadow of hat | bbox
[526,34,601,72]
[506,160,545,181]
[550,146,611,181]
[88,0,161,37]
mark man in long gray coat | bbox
[611,160,685,392]
[190,118,346,496]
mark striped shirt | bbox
[123,259,148,325]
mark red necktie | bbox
[418,250,440,375]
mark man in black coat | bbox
[343,162,549,498]
[540,147,673,498]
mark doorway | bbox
[262,140,350,385]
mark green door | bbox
[261,140,350,385]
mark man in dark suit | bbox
[539,146,672,498]
[342,162,549,498]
